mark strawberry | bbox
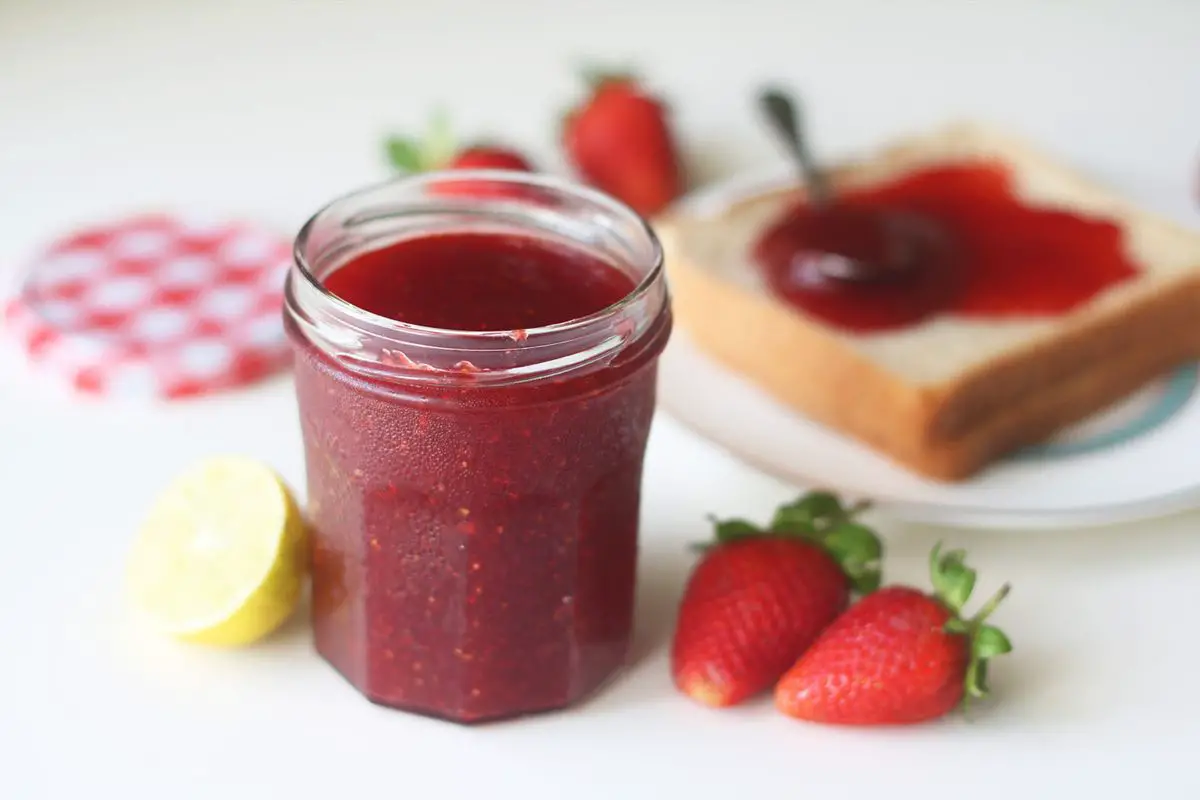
[446,146,533,172]
[561,69,683,218]
[670,491,883,708]
[433,146,533,199]
[775,543,1012,726]
[384,112,534,197]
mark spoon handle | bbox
[758,87,833,206]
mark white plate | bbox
[656,170,1200,530]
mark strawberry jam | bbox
[753,163,1140,332]
[323,233,635,331]
[285,172,671,724]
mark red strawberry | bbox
[384,112,534,197]
[670,491,882,708]
[446,146,533,172]
[775,543,1012,726]
[436,146,534,199]
[561,70,683,218]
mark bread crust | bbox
[659,124,1200,481]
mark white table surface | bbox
[4,1,1200,797]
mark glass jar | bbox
[283,171,672,724]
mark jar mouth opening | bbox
[291,169,665,341]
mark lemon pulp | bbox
[126,456,307,646]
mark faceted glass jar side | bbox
[283,172,672,724]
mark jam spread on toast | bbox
[752,163,1139,332]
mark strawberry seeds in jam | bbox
[288,217,671,724]
[753,163,1140,332]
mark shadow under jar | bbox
[283,171,672,724]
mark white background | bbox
[2,1,1200,797]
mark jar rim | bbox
[291,169,665,342]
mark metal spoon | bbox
[757,86,835,208]
[757,86,925,281]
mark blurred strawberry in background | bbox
[384,111,535,176]
[445,146,533,172]
[384,112,535,198]
[382,68,684,217]
[562,69,685,218]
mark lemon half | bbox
[126,456,308,646]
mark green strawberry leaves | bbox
[383,109,457,174]
[928,543,1013,702]
[816,522,882,594]
[770,490,846,529]
[974,623,1013,660]
[384,137,425,173]
[704,490,883,595]
[711,518,761,544]
[929,546,976,613]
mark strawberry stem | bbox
[926,543,1013,705]
[970,583,1011,626]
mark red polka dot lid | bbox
[2,214,294,399]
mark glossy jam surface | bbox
[323,232,635,331]
[292,232,668,723]
[753,163,1140,332]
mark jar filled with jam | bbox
[283,171,672,723]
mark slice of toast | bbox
[656,122,1200,481]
